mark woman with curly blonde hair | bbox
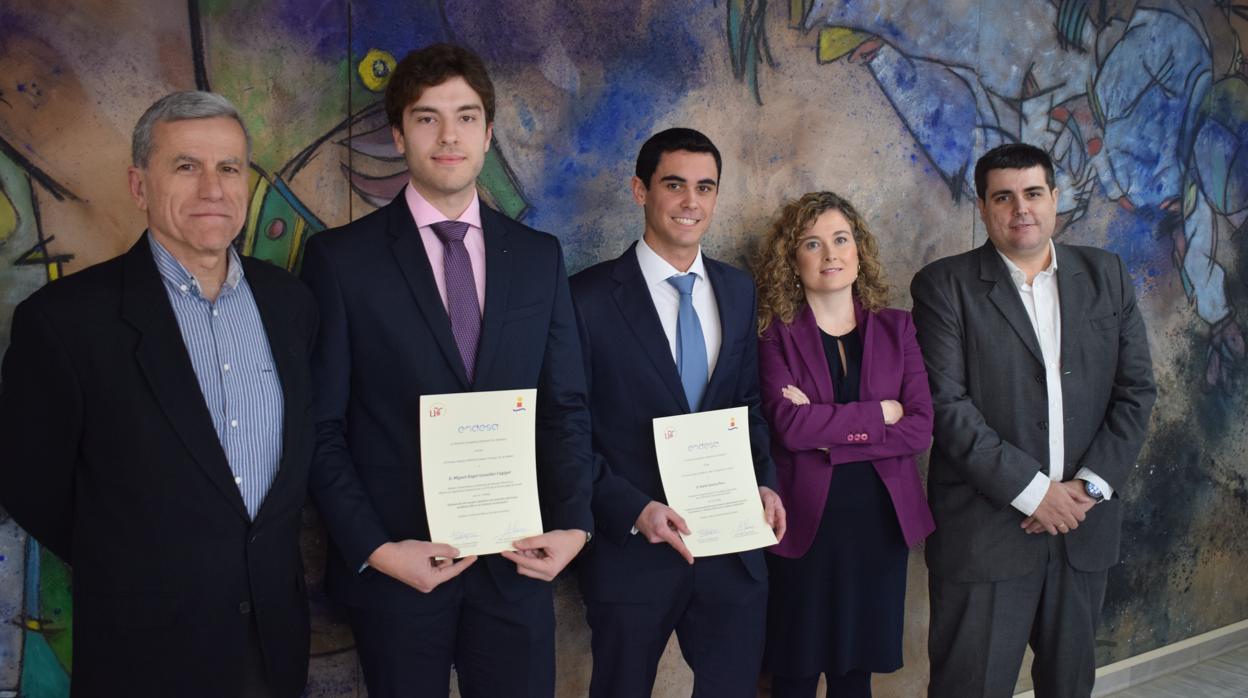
[753,192,935,697]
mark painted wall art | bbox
[1,1,1245,695]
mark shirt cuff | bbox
[1010,472,1052,516]
[1074,468,1115,500]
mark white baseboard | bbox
[1013,618,1248,697]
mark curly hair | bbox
[753,191,891,334]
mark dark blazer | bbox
[300,193,592,611]
[911,242,1156,582]
[759,302,935,559]
[0,235,316,697]
[570,242,776,603]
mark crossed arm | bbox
[758,314,934,463]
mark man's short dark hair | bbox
[974,143,1056,200]
[635,128,723,188]
[385,43,495,130]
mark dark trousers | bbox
[240,616,273,698]
[348,563,555,698]
[927,536,1108,698]
[585,554,767,698]
[771,670,872,698]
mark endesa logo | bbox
[428,405,445,418]
[727,417,739,431]
[664,428,676,440]
[513,395,527,413]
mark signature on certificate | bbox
[735,519,758,536]
[501,520,529,538]
[449,529,477,543]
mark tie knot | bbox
[431,220,470,244]
[667,273,697,296]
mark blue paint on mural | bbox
[799,0,1248,392]
[2,1,1247,695]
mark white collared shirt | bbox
[998,242,1113,515]
[635,237,722,380]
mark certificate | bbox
[652,406,777,557]
[420,389,544,557]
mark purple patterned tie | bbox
[430,220,481,382]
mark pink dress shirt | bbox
[404,184,486,314]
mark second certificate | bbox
[652,406,778,557]
[420,388,543,557]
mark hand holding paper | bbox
[367,540,477,593]
[635,501,694,564]
[420,389,545,557]
[759,485,787,543]
[652,407,779,557]
[500,528,589,580]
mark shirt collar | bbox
[405,183,483,231]
[147,232,244,297]
[996,239,1057,288]
[636,236,707,289]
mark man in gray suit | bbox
[911,143,1156,698]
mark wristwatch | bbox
[1083,479,1105,503]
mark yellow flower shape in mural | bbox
[358,49,398,92]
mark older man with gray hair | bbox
[0,91,317,697]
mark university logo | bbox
[428,405,444,418]
[728,417,738,431]
[513,395,527,413]
[664,428,676,440]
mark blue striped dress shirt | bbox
[148,235,284,519]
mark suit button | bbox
[238,601,252,615]
[1038,420,1048,430]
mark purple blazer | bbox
[760,302,936,558]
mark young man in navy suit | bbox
[570,128,786,697]
[300,44,592,698]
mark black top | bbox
[764,326,910,678]
[821,328,864,403]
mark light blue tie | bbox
[667,274,708,411]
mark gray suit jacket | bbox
[911,242,1156,582]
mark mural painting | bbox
[0,1,1245,695]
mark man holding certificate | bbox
[301,43,592,698]
[570,128,786,697]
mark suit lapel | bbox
[701,259,737,409]
[1055,244,1090,363]
[474,206,513,385]
[121,235,250,521]
[791,303,836,404]
[854,301,878,401]
[243,258,300,522]
[385,196,471,389]
[611,244,690,411]
[980,244,1044,365]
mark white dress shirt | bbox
[635,238,722,380]
[628,238,723,537]
[999,242,1114,516]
